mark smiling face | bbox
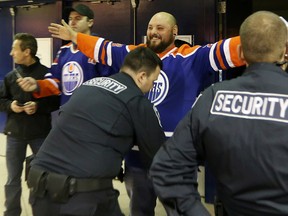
[68,11,93,34]
[146,12,178,53]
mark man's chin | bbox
[147,43,160,51]
[148,45,166,53]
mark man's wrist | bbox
[34,83,40,93]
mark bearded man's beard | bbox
[146,35,174,53]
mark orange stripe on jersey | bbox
[77,33,99,60]
[175,44,201,56]
[127,44,145,52]
[33,79,61,98]
[229,36,244,67]
[216,40,227,70]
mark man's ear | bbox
[134,71,147,91]
[88,19,94,28]
[173,25,178,36]
[284,42,288,61]
[137,71,147,84]
[237,44,247,65]
[24,48,31,57]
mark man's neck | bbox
[23,57,36,67]
[158,43,176,58]
[82,29,91,35]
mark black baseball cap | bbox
[66,4,94,19]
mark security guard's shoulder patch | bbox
[211,90,288,123]
[83,77,127,94]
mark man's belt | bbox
[69,177,113,195]
[27,167,113,203]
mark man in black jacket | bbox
[27,46,165,216]
[0,33,60,216]
[150,11,288,216]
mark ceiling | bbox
[0,0,122,7]
[0,0,56,8]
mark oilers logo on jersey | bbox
[147,70,169,106]
[62,61,84,96]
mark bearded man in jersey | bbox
[19,11,245,216]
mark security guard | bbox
[150,11,288,216]
[27,47,165,216]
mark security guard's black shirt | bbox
[32,72,165,178]
[150,63,288,216]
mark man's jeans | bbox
[124,166,157,216]
[4,136,44,216]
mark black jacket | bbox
[0,57,60,139]
[150,63,288,216]
[32,72,165,178]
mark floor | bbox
[0,133,214,215]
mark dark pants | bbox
[124,166,157,216]
[4,136,44,216]
[30,189,124,216]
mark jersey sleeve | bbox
[32,47,64,98]
[32,79,61,98]
[77,33,139,72]
[209,36,244,71]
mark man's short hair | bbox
[240,11,287,64]
[14,33,37,57]
[121,47,163,76]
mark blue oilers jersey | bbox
[78,34,244,137]
[47,42,116,105]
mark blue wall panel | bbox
[0,9,12,132]
[0,8,13,80]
